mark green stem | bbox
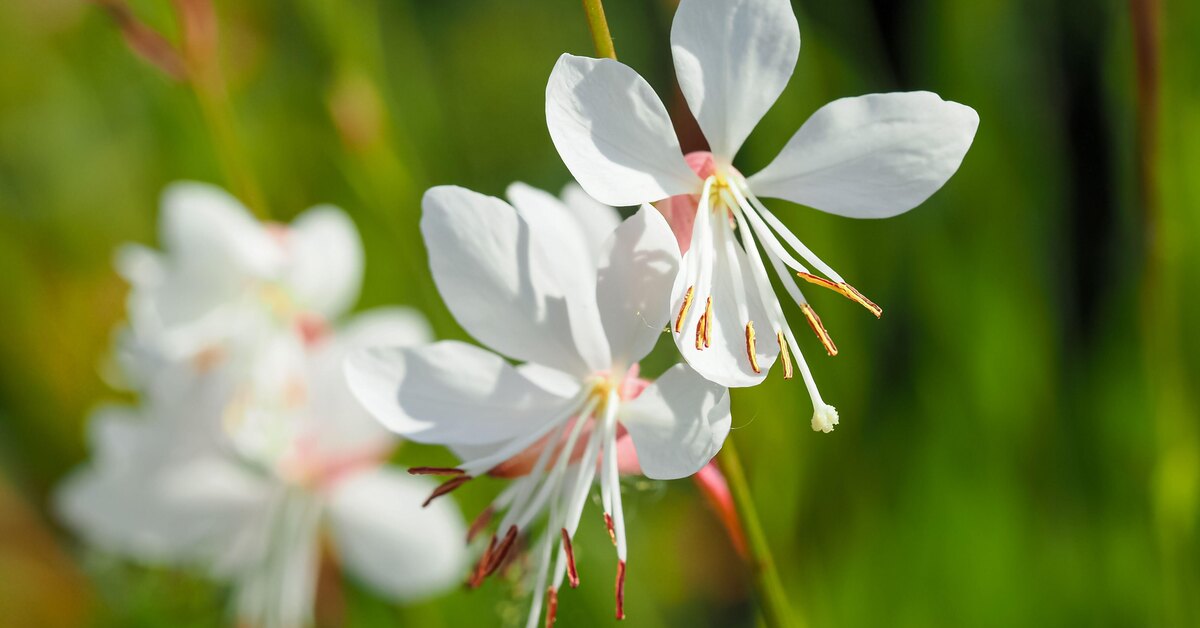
[580,0,617,59]
[717,435,800,628]
[173,0,268,218]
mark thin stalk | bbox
[717,436,799,628]
[173,0,268,218]
[580,0,617,59]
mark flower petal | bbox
[561,183,622,255]
[748,92,980,218]
[285,206,364,319]
[546,54,700,207]
[422,185,604,376]
[160,181,283,278]
[327,468,467,601]
[596,206,681,368]
[344,341,574,446]
[619,363,731,480]
[671,0,800,161]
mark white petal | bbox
[560,182,622,255]
[327,468,467,601]
[339,306,433,349]
[344,341,574,446]
[596,206,681,368]
[671,0,800,160]
[748,92,980,218]
[160,181,283,278]
[516,363,583,399]
[285,206,364,319]
[422,185,604,376]
[619,363,731,480]
[55,454,269,566]
[546,54,700,207]
[673,244,778,388]
[506,182,611,370]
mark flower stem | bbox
[579,0,617,60]
[172,0,269,218]
[717,435,800,628]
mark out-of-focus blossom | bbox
[546,0,978,431]
[114,182,363,385]
[58,185,466,627]
[346,184,731,627]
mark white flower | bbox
[115,181,363,383]
[546,0,979,429]
[345,184,731,627]
[57,309,466,628]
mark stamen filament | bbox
[800,303,839,356]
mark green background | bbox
[1,0,1197,626]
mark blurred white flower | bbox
[114,181,363,385]
[58,309,466,628]
[546,0,978,429]
[60,183,466,626]
[346,184,731,627]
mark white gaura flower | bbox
[345,184,731,626]
[546,0,979,431]
[57,309,467,628]
[115,181,363,383]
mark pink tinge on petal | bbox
[692,461,748,557]
[295,313,331,346]
[654,151,722,254]
[278,433,392,491]
[619,363,650,400]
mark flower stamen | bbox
[546,587,558,628]
[408,466,465,476]
[745,322,760,373]
[776,331,794,379]
[800,304,838,356]
[604,513,616,545]
[422,474,472,508]
[797,273,882,318]
[615,560,627,620]
[560,528,579,588]
[675,286,694,333]
[703,296,713,347]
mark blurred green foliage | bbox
[1,0,1197,626]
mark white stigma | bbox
[811,403,839,433]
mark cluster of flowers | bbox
[59,0,977,626]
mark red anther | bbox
[408,466,465,476]
[603,513,616,545]
[422,475,472,508]
[615,560,627,620]
[561,528,579,588]
[545,587,559,628]
[467,534,497,588]
[467,506,495,543]
[483,525,519,577]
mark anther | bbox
[422,475,472,508]
[615,560,627,620]
[467,534,498,588]
[674,286,694,333]
[467,506,494,543]
[546,587,559,628]
[776,331,794,380]
[703,297,713,347]
[797,273,883,318]
[800,304,838,356]
[561,528,579,588]
[695,316,706,350]
[408,466,465,476]
[745,322,760,373]
[483,525,519,577]
[604,513,616,545]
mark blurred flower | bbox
[58,184,467,627]
[346,184,731,627]
[546,0,978,430]
[113,182,362,386]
